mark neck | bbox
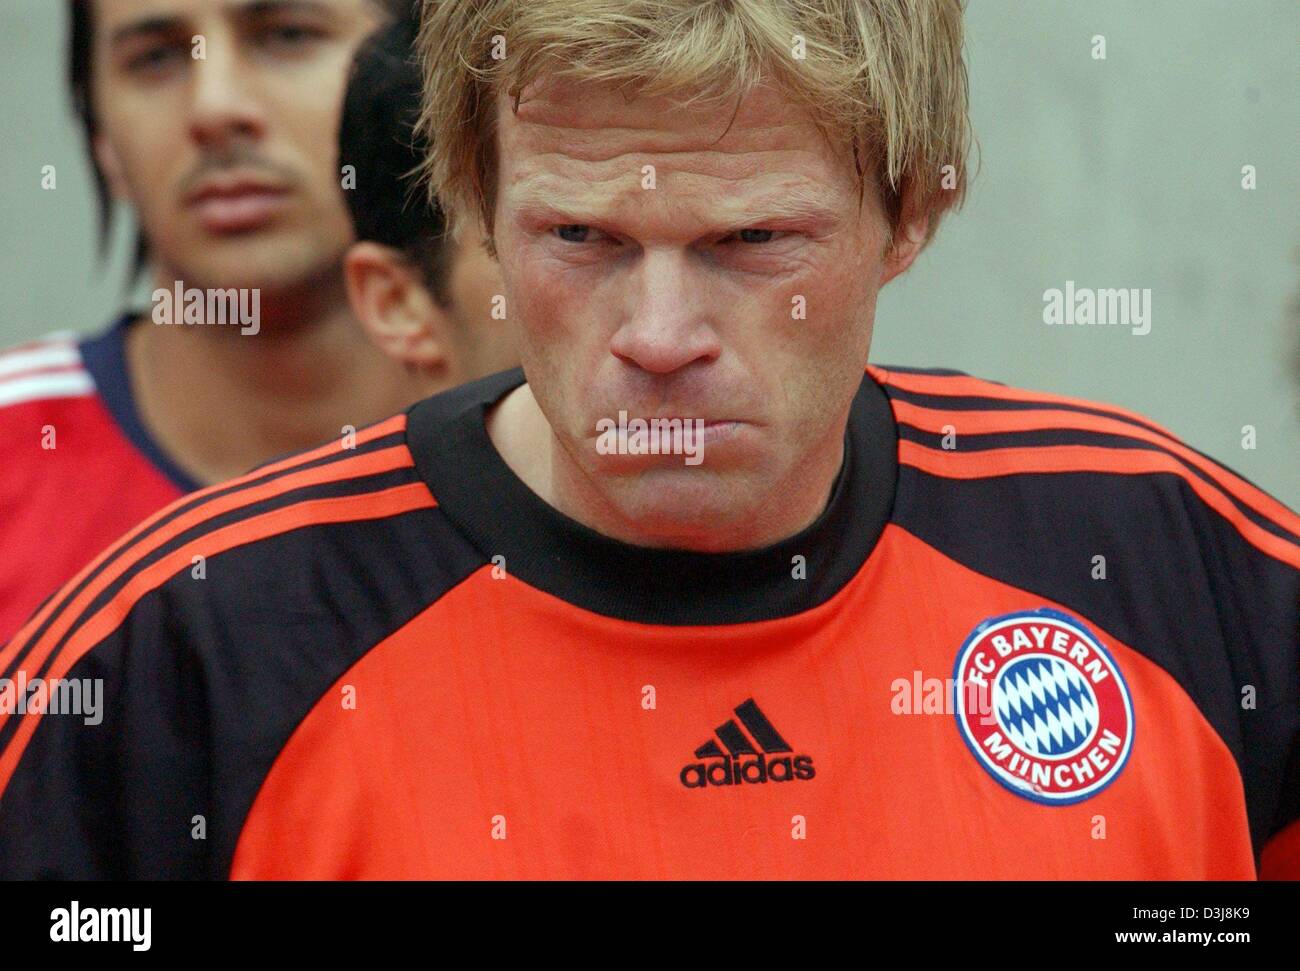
[487,383,845,552]
[128,265,427,485]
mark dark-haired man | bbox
[0,0,419,642]
[338,15,515,392]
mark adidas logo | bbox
[680,698,815,788]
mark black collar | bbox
[407,369,898,625]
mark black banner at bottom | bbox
[0,881,1288,957]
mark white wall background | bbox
[1,0,1297,505]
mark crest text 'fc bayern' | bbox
[953,607,1134,806]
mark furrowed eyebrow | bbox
[713,195,842,233]
[513,191,842,235]
[513,200,608,227]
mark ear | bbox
[343,242,450,372]
[878,189,930,287]
[92,133,130,201]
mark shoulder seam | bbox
[0,415,416,682]
[0,341,92,408]
[889,397,1300,544]
[871,365,1175,438]
[897,440,1300,571]
[0,473,435,802]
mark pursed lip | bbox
[592,416,749,454]
[611,416,740,426]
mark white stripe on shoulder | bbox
[0,336,84,381]
[0,330,78,355]
[0,371,96,409]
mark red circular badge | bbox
[953,608,1134,805]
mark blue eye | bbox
[555,225,592,243]
[737,229,775,243]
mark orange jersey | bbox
[0,367,1296,879]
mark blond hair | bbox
[417,0,972,257]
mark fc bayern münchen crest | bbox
[953,607,1134,806]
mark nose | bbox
[187,36,267,150]
[608,249,721,375]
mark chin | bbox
[607,469,763,548]
[167,234,341,292]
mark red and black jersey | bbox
[0,365,1296,879]
[0,319,198,644]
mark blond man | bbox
[1,0,1296,880]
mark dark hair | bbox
[339,10,455,306]
[68,0,148,279]
[67,0,417,283]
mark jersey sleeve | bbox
[1260,705,1300,878]
[0,411,441,879]
[0,594,217,879]
[1195,465,1300,879]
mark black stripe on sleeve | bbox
[883,383,1177,439]
[0,465,424,755]
[0,430,407,684]
[894,423,1300,550]
[0,499,485,878]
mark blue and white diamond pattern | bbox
[994,655,1098,758]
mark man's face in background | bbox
[492,78,927,549]
[89,0,386,293]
